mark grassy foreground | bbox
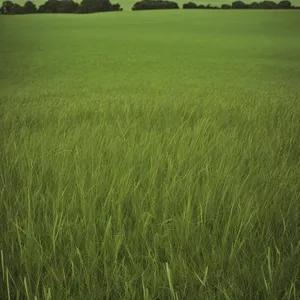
[1,10,300,300]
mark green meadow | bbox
[1,10,300,300]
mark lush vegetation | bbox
[0,0,122,14]
[183,0,299,7]
[132,0,179,10]
[5,0,300,10]
[1,0,299,13]
[1,8,300,300]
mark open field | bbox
[1,10,300,300]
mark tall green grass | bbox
[1,10,300,299]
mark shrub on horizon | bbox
[78,0,111,12]
[14,3,26,13]
[37,0,79,13]
[1,0,298,14]
[249,1,260,8]
[24,0,37,13]
[111,3,122,10]
[0,1,36,13]
[36,0,122,13]
[260,1,277,8]
[77,0,121,12]
[182,1,198,8]
[232,0,247,8]
[0,0,14,13]
[206,4,219,8]
[132,0,179,10]
[57,0,79,13]
[0,0,122,14]
[278,0,291,8]
[249,0,290,8]
[37,0,60,13]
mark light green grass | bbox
[1,10,300,300]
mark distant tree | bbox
[37,4,46,12]
[0,0,14,14]
[111,3,122,10]
[248,0,279,8]
[24,0,37,13]
[57,0,79,13]
[78,0,113,13]
[132,0,179,10]
[36,0,121,13]
[232,0,247,8]
[12,3,25,13]
[278,0,291,8]
[206,4,219,8]
[198,4,205,8]
[221,4,231,8]
[182,2,198,8]
[0,1,28,14]
[37,0,60,13]
[249,1,259,8]
[260,1,277,8]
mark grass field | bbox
[1,10,300,300]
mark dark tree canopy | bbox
[181,0,296,9]
[38,0,80,13]
[278,0,291,8]
[132,0,179,10]
[182,1,198,8]
[0,0,298,14]
[24,0,37,13]
[232,1,247,8]
[57,0,79,13]
[0,0,14,13]
[38,0,60,13]
[78,0,112,13]
[260,1,277,8]
[1,0,122,14]
[206,4,219,8]
[182,2,220,8]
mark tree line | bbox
[0,0,122,14]
[183,0,299,9]
[133,0,299,9]
[1,0,299,14]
